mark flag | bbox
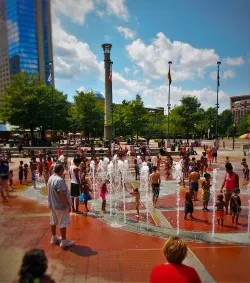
[108,64,112,83]
[48,72,52,85]
[217,74,220,87]
[168,70,172,85]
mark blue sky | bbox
[52,0,250,111]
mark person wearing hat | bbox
[48,164,74,248]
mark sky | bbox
[52,0,250,112]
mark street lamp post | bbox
[167,61,172,148]
[233,123,235,150]
[215,61,221,145]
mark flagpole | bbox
[215,61,221,145]
[167,61,172,148]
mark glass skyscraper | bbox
[0,0,54,95]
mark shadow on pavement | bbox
[68,245,98,257]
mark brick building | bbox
[230,94,250,124]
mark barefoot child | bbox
[100,180,108,213]
[184,192,194,220]
[81,179,92,212]
[225,156,230,164]
[19,161,24,185]
[130,188,140,216]
[230,188,241,225]
[24,163,29,182]
[201,173,211,211]
[241,158,249,181]
[9,170,13,190]
[215,194,225,226]
[189,167,200,201]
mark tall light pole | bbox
[167,61,172,147]
[101,43,113,141]
[233,123,235,150]
[215,61,221,145]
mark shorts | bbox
[32,172,36,181]
[216,210,225,219]
[224,190,233,206]
[71,183,80,197]
[50,209,70,228]
[0,175,9,180]
[190,181,199,192]
[212,152,217,158]
[231,207,241,214]
[152,183,160,198]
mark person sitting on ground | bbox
[18,248,55,283]
[150,236,201,283]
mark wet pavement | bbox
[1,148,250,282]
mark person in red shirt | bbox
[150,236,201,283]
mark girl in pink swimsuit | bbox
[100,181,108,213]
[220,163,239,214]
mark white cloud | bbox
[224,56,244,66]
[52,18,102,79]
[209,71,217,80]
[116,26,135,39]
[53,0,95,24]
[103,0,129,21]
[124,67,130,73]
[53,0,129,24]
[126,33,220,81]
[142,85,230,112]
[223,69,235,79]
[133,69,139,76]
[77,86,85,92]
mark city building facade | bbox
[230,94,250,124]
[0,0,54,97]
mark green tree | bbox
[237,112,250,135]
[112,100,130,138]
[175,96,203,139]
[0,72,70,138]
[124,94,148,142]
[69,91,104,139]
[219,109,233,136]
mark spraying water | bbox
[211,168,218,239]
[172,160,183,235]
[140,161,150,229]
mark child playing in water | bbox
[225,156,230,164]
[201,173,211,211]
[130,188,140,217]
[215,194,225,226]
[100,180,108,213]
[81,179,92,212]
[9,170,13,190]
[184,192,194,220]
[241,158,249,181]
[24,163,29,182]
[189,166,200,201]
[19,161,24,185]
[230,188,241,225]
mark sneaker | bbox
[60,239,75,248]
[50,235,61,244]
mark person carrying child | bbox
[241,158,249,181]
[184,192,194,220]
[130,188,140,217]
[100,180,108,213]
[201,173,211,211]
[230,188,241,225]
[215,194,226,226]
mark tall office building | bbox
[0,0,54,96]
